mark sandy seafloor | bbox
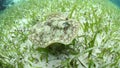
[0,0,120,68]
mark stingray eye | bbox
[62,22,70,28]
[65,17,68,20]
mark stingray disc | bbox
[28,14,80,48]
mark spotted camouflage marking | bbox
[28,13,80,48]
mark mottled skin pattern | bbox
[28,13,80,48]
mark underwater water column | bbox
[110,0,120,8]
[0,0,6,10]
[0,0,14,11]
